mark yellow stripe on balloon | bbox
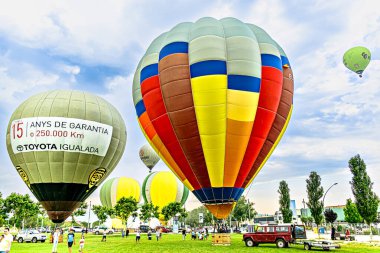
[150,172,178,209]
[246,105,293,186]
[138,119,194,191]
[116,177,140,202]
[227,89,259,122]
[191,75,227,188]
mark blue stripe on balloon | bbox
[140,64,158,83]
[281,56,290,68]
[190,60,227,78]
[193,187,244,203]
[159,42,189,60]
[228,75,261,93]
[261,54,282,70]
[135,100,146,117]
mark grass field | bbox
[12,233,380,253]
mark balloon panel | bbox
[100,177,141,208]
[6,90,127,223]
[133,17,294,218]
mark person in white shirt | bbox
[79,235,85,252]
[2,228,12,253]
[52,228,60,253]
[135,230,141,243]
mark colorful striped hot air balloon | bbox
[132,17,294,219]
[142,171,189,213]
[139,144,160,173]
[100,177,141,208]
[6,90,127,223]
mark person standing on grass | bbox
[79,235,85,253]
[2,228,13,253]
[67,229,75,253]
[0,235,7,253]
[156,229,160,241]
[52,228,60,253]
[182,229,186,240]
[101,230,107,242]
[136,230,141,243]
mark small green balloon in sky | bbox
[343,46,371,78]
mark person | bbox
[67,229,75,253]
[3,228,12,253]
[147,230,152,240]
[331,226,336,240]
[182,228,186,240]
[126,229,129,237]
[204,228,208,240]
[136,230,141,243]
[291,224,296,239]
[159,228,163,239]
[101,230,106,242]
[0,235,7,253]
[345,228,350,241]
[155,229,160,241]
[52,228,60,253]
[79,235,85,253]
[191,230,196,240]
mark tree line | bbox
[278,154,379,234]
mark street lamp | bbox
[322,183,338,209]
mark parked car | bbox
[70,226,83,233]
[16,230,47,243]
[156,226,171,233]
[92,226,114,235]
[139,225,151,233]
[243,225,306,248]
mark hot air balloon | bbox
[6,90,127,223]
[139,144,160,173]
[100,177,141,208]
[132,17,294,219]
[343,46,371,77]
[142,171,189,215]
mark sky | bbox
[1,0,380,218]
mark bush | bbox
[337,225,343,232]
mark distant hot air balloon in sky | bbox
[142,171,189,215]
[100,177,141,208]
[6,90,127,223]
[343,46,371,77]
[132,17,294,219]
[139,144,160,173]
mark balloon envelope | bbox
[100,177,141,208]
[142,171,189,215]
[133,17,294,218]
[139,144,160,172]
[6,90,127,223]
[343,46,371,77]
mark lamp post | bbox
[322,183,338,209]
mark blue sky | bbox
[1,0,380,215]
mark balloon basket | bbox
[212,233,231,246]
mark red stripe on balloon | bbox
[235,66,283,188]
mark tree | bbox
[4,193,40,228]
[343,198,363,224]
[349,154,379,231]
[71,202,88,224]
[114,197,138,225]
[324,209,337,224]
[232,196,256,228]
[306,171,324,229]
[186,206,214,227]
[92,205,112,225]
[278,181,293,223]
[161,202,187,222]
[139,202,159,222]
[0,193,7,226]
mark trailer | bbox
[297,240,341,251]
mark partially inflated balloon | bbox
[139,144,160,173]
[142,171,189,216]
[133,17,294,219]
[6,90,127,223]
[100,177,141,208]
[343,46,371,77]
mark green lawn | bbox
[12,233,380,253]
